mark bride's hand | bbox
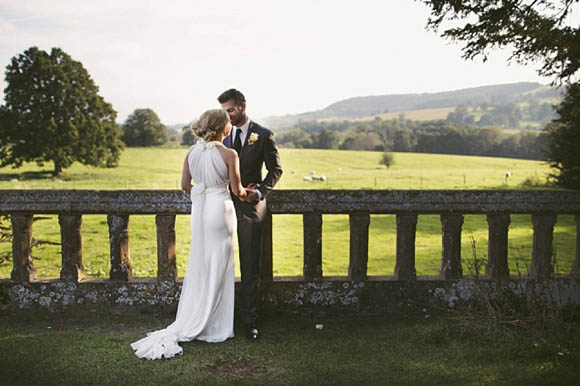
[242,187,259,202]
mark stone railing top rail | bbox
[1,189,580,214]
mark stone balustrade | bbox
[1,189,580,311]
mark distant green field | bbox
[1,148,575,279]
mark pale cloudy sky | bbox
[0,0,557,124]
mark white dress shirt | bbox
[233,118,251,147]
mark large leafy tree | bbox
[420,0,580,188]
[0,47,124,176]
[122,108,168,147]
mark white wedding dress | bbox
[131,140,236,360]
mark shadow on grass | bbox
[0,170,55,181]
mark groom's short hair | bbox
[218,89,246,105]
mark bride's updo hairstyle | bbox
[190,109,230,141]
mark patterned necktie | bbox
[233,128,242,154]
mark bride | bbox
[131,109,247,360]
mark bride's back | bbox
[188,141,229,188]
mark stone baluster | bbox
[486,213,511,279]
[156,214,177,282]
[303,212,323,280]
[349,212,370,282]
[395,214,418,280]
[260,211,273,284]
[440,214,464,280]
[10,214,36,283]
[573,214,580,279]
[107,214,131,281]
[530,213,557,280]
[59,214,84,282]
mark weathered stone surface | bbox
[349,212,370,282]
[440,214,464,280]
[486,214,510,279]
[2,189,580,215]
[108,214,131,281]
[59,214,84,282]
[155,214,177,282]
[530,213,557,280]
[395,214,417,280]
[10,214,35,283]
[2,277,580,314]
[303,212,323,280]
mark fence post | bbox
[156,214,177,282]
[10,214,36,283]
[395,214,417,280]
[349,212,370,282]
[440,213,464,280]
[108,214,131,281]
[529,213,557,280]
[573,214,580,279]
[260,211,273,284]
[486,213,511,279]
[303,212,323,280]
[59,214,84,282]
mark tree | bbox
[181,124,197,146]
[379,151,395,169]
[544,83,580,188]
[0,47,124,176]
[122,108,168,147]
[313,128,340,149]
[421,0,580,186]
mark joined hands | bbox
[241,183,259,202]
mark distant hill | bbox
[263,82,561,128]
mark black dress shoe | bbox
[245,324,260,341]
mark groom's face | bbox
[221,99,246,127]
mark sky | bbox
[0,0,567,125]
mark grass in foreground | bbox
[0,310,578,386]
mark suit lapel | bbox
[240,121,254,159]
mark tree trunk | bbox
[53,160,63,177]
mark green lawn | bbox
[1,148,576,279]
[1,310,578,386]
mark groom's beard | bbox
[231,113,247,127]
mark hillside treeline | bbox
[276,118,547,160]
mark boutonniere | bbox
[248,132,259,145]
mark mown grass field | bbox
[1,147,575,279]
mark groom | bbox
[219,89,283,341]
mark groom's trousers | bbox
[237,219,262,325]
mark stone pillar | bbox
[107,214,131,281]
[156,214,177,282]
[303,212,323,280]
[530,213,557,280]
[349,212,370,282]
[573,214,580,279]
[59,214,84,282]
[440,214,464,280]
[486,214,511,279]
[260,211,273,284]
[10,214,36,283]
[395,214,417,280]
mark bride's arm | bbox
[181,150,193,193]
[228,150,246,198]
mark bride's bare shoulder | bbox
[214,143,236,161]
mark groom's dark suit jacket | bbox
[223,121,283,223]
